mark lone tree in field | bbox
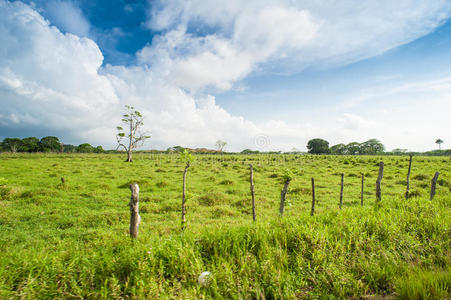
[307,138,330,154]
[116,105,151,162]
[435,138,444,150]
[215,140,227,153]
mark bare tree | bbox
[116,105,150,162]
[215,140,227,153]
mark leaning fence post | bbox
[279,178,291,216]
[250,164,256,221]
[361,174,364,206]
[405,155,413,200]
[339,173,344,209]
[430,172,439,200]
[311,178,315,216]
[376,162,384,202]
[129,183,140,239]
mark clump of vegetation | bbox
[219,179,234,185]
[413,174,428,180]
[197,191,228,206]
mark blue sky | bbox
[1,0,451,151]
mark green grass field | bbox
[0,153,450,299]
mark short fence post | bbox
[339,173,344,209]
[311,178,315,216]
[430,172,440,200]
[405,155,413,200]
[376,162,384,202]
[361,174,364,206]
[250,164,256,221]
[129,183,140,239]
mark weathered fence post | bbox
[181,162,190,230]
[430,172,439,200]
[279,177,291,216]
[250,164,256,221]
[311,178,315,216]
[361,174,364,206]
[129,183,140,239]
[376,162,384,202]
[339,173,344,209]
[405,155,413,200]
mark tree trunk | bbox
[126,150,133,162]
[376,162,384,202]
[339,173,344,209]
[430,172,439,200]
[129,183,140,238]
[250,164,256,221]
[311,178,315,216]
[181,162,190,230]
[279,178,291,216]
[405,155,412,200]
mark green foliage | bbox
[21,137,40,152]
[76,143,95,153]
[180,149,195,164]
[1,138,23,152]
[282,168,294,181]
[307,138,330,154]
[0,153,449,298]
[40,136,61,152]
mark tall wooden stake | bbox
[129,183,140,238]
[339,173,344,209]
[250,164,256,221]
[376,162,384,202]
[361,174,364,206]
[405,155,413,200]
[181,162,190,230]
[279,178,291,216]
[430,172,439,200]
[311,178,315,216]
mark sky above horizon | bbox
[1,0,451,151]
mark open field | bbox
[0,153,450,299]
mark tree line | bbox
[0,136,104,153]
[307,138,386,155]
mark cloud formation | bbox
[0,0,450,151]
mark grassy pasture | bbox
[0,153,450,299]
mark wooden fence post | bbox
[339,173,344,209]
[181,162,190,230]
[405,155,413,200]
[311,178,315,216]
[250,164,256,221]
[430,172,439,200]
[376,162,384,202]
[279,178,291,216]
[361,174,364,206]
[129,183,140,239]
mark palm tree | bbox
[435,138,444,150]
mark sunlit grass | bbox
[0,153,449,298]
